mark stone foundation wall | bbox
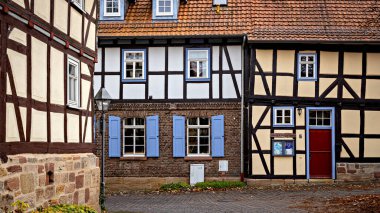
[337,163,380,182]
[0,153,100,212]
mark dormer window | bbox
[156,0,173,16]
[104,0,121,16]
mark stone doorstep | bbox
[246,178,336,186]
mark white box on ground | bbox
[190,164,204,185]
[219,160,228,172]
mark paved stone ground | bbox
[106,184,380,213]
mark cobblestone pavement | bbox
[106,185,380,213]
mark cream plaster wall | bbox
[70,8,82,43]
[9,28,27,46]
[254,76,272,96]
[252,106,271,127]
[277,50,295,73]
[367,53,380,76]
[341,110,360,134]
[252,154,270,175]
[364,139,380,157]
[365,111,380,134]
[255,50,273,71]
[85,0,96,16]
[297,81,315,97]
[366,79,380,99]
[320,51,338,75]
[32,38,47,102]
[81,62,90,76]
[50,47,64,105]
[344,79,361,99]
[81,79,91,110]
[254,129,271,150]
[296,108,305,126]
[82,116,93,143]
[274,157,293,175]
[296,130,305,151]
[7,49,27,98]
[34,0,50,23]
[84,19,96,51]
[54,0,68,34]
[296,155,306,175]
[276,76,293,96]
[341,138,359,158]
[67,114,79,143]
[50,112,65,142]
[343,52,362,75]
[30,109,47,142]
[319,78,336,98]
[5,103,26,142]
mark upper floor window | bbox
[156,0,173,16]
[124,118,145,156]
[298,53,317,81]
[71,0,84,10]
[186,48,210,81]
[273,107,294,127]
[104,0,121,16]
[122,49,146,82]
[67,57,80,107]
[187,118,210,156]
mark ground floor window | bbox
[123,118,145,156]
[187,117,210,156]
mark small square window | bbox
[156,0,173,16]
[104,0,121,16]
[273,107,294,127]
[186,48,210,81]
[272,140,294,156]
[122,50,146,82]
[298,53,317,81]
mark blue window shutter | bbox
[212,115,224,157]
[173,115,185,157]
[146,115,160,157]
[108,116,121,158]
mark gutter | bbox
[240,34,247,182]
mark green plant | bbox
[160,182,191,191]
[11,200,30,213]
[194,181,246,189]
[34,204,97,213]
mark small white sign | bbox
[213,0,228,6]
[219,160,228,172]
[190,164,204,185]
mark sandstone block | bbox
[45,163,54,172]
[374,172,380,178]
[73,191,79,204]
[5,177,19,191]
[38,165,45,174]
[69,172,75,182]
[337,167,346,173]
[65,183,75,194]
[20,173,35,194]
[0,166,8,177]
[24,165,38,172]
[36,188,44,202]
[76,175,84,189]
[85,188,90,203]
[38,174,45,187]
[7,165,22,173]
[44,185,55,200]
[56,184,65,195]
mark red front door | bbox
[309,129,332,178]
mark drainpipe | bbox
[240,34,247,182]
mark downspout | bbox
[240,34,247,182]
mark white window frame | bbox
[187,49,209,79]
[273,107,294,127]
[309,110,332,127]
[123,118,146,157]
[187,118,210,156]
[298,53,317,81]
[104,0,121,17]
[67,57,80,108]
[123,50,145,80]
[156,0,174,16]
[71,0,84,10]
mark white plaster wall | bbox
[31,38,47,102]
[212,46,219,71]
[148,75,165,99]
[67,114,79,143]
[105,75,120,99]
[123,84,145,99]
[222,74,241,99]
[12,0,27,8]
[93,75,101,96]
[54,0,68,34]
[95,48,102,72]
[168,75,183,99]
[105,48,120,72]
[50,47,64,105]
[85,19,96,51]
[85,0,95,15]
[5,103,26,142]
[30,109,47,142]
[7,49,27,98]
[9,28,26,45]
[81,79,91,109]
[83,116,93,143]
[81,62,90,76]
[149,47,165,72]
[187,83,209,99]
[222,46,242,70]
[50,112,64,142]
[34,0,50,23]
[168,47,183,71]
[212,74,219,99]
[70,8,82,43]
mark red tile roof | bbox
[98,0,380,42]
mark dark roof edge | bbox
[247,40,380,45]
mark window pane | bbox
[317,119,323,125]
[200,137,209,145]
[164,7,171,12]
[106,8,112,13]
[125,129,133,137]
[188,128,197,136]
[188,146,197,154]
[126,62,133,70]
[189,61,197,77]
[308,64,314,77]
[136,62,143,70]
[277,110,283,117]
[159,1,165,6]
[323,119,331,126]
[135,146,145,154]
[199,61,207,77]
[135,137,144,146]
[126,53,134,60]
[126,70,133,78]
[188,118,197,125]
[69,64,76,76]
[124,137,133,146]
[284,117,291,124]
[300,64,306,77]
[135,128,144,136]
[308,56,314,62]
[199,128,209,136]
[284,110,291,116]
[199,145,209,154]
[189,51,207,59]
[188,137,197,146]
[323,111,330,119]
[276,117,283,124]
[158,7,165,12]
[310,118,316,125]
[135,118,144,125]
[310,111,316,118]
[300,56,307,61]
[125,146,133,153]
[199,118,209,125]
[125,118,134,125]
[135,70,143,78]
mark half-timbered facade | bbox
[0,0,99,211]
[96,0,248,191]
[245,1,380,181]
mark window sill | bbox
[120,156,147,161]
[184,156,212,161]
[66,104,81,110]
